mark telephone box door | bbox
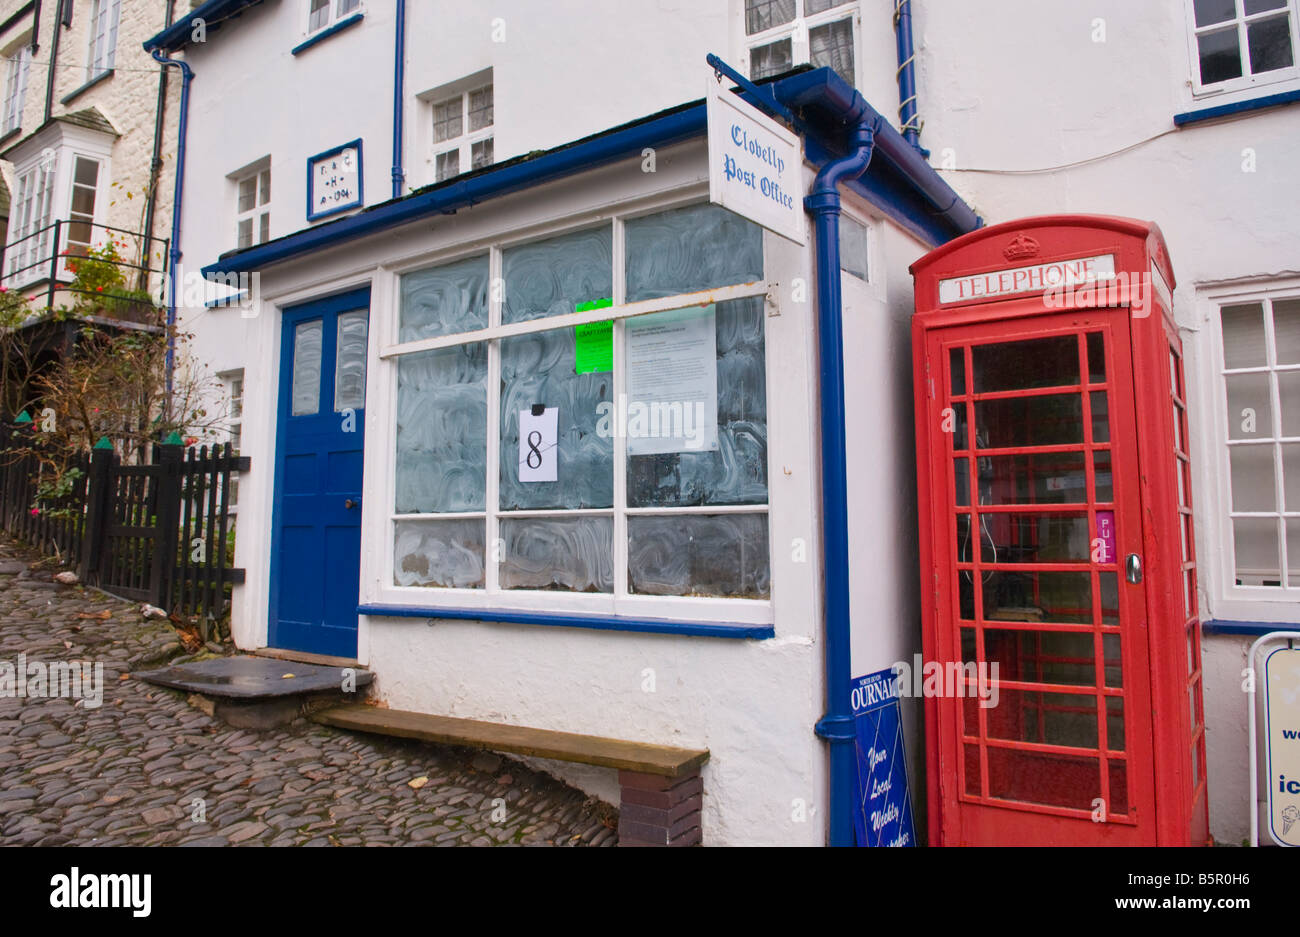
[925,305,1158,844]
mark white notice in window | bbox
[625,305,719,456]
[518,406,558,482]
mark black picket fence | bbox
[0,426,247,626]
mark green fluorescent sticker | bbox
[574,319,613,374]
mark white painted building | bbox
[145,0,1296,846]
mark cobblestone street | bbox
[0,536,615,847]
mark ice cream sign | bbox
[308,139,363,222]
[706,74,805,245]
[1264,645,1300,846]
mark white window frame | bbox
[65,154,103,257]
[743,0,860,87]
[232,161,271,251]
[1195,277,1300,622]
[3,40,31,134]
[371,194,777,626]
[1182,0,1300,100]
[305,0,364,37]
[220,369,245,511]
[429,84,494,184]
[85,0,121,81]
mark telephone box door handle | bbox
[1125,553,1143,584]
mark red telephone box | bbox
[910,216,1210,846]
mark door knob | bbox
[345,498,359,509]
[1125,553,1142,584]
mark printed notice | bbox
[518,407,558,482]
[625,305,718,456]
[574,320,613,374]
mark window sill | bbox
[0,126,20,148]
[1174,87,1300,126]
[1203,619,1300,637]
[357,603,776,639]
[292,12,364,56]
[60,69,114,106]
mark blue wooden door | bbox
[269,288,370,657]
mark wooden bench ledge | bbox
[310,703,709,777]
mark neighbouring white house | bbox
[142,0,1297,847]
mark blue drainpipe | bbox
[151,48,194,408]
[809,117,877,847]
[893,0,922,150]
[391,0,406,198]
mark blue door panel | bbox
[269,287,369,658]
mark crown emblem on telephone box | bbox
[1002,233,1040,261]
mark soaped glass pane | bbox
[399,255,488,342]
[502,226,612,324]
[627,297,767,507]
[499,516,613,593]
[394,519,484,589]
[499,327,612,510]
[628,513,770,597]
[290,320,322,416]
[395,343,487,512]
[625,203,763,302]
[333,310,368,412]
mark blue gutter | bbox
[893,0,922,149]
[391,0,406,197]
[807,115,877,848]
[205,69,977,278]
[144,0,265,52]
[150,49,194,405]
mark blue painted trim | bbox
[391,0,405,197]
[1202,619,1300,637]
[1174,88,1300,126]
[306,138,364,222]
[202,68,980,279]
[268,287,372,652]
[144,0,266,52]
[357,603,775,639]
[893,0,922,150]
[291,11,363,56]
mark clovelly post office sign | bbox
[706,75,804,245]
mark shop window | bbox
[86,0,121,81]
[3,42,30,133]
[308,0,361,35]
[1219,293,1300,590]
[234,163,271,250]
[745,0,858,86]
[431,84,493,183]
[389,203,771,607]
[1185,0,1298,93]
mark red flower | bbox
[95,286,103,292]
[29,508,38,516]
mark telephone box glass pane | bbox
[980,452,1088,505]
[1086,332,1106,383]
[987,748,1100,810]
[1094,450,1113,502]
[1220,302,1267,368]
[971,335,1079,392]
[980,628,1098,686]
[1104,633,1123,687]
[980,571,1094,624]
[1090,391,1110,442]
[954,458,970,506]
[950,347,965,395]
[1107,698,1126,751]
[980,513,1091,563]
[975,395,1083,448]
[987,689,1098,749]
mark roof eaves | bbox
[143,0,267,54]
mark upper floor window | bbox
[745,0,857,86]
[1217,292,1300,592]
[1186,0,1298,92]
[3,43,30,133]
[235,164,271,250]
[4,160,55,286]
[66,156,102,256]
[431,84,493,183]
[308,0,362,35]
[86,0,121,80]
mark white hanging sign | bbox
[1264,645,1300,846]
[707,74,805,245]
